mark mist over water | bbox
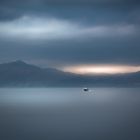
[0,88,140,140]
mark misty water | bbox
[0,88,140,140]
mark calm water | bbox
[0,88,140,140]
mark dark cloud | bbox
[0,0,139,5]
[0,0,140,20]
[0,36,140,67]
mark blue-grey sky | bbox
[0,0,140,70]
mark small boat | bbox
[83,88,89,92]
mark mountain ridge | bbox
[0,61,140,87]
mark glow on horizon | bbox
[62,65,140,75]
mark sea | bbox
[0,88,140,140]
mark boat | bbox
[83,88,89,92]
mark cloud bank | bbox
[0,16,138,41]
[0,0,140,68]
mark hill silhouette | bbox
[0,60,140,87]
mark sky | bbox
[0,0,140,74]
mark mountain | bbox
[0,60,140,87]
[0,60,81,87]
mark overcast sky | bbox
[0,0,140,70]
